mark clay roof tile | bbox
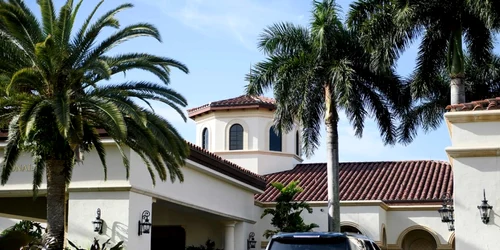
[255,160,452,204]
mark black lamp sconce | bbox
[92,208,104,234]
[138,210,152,236]
[477,189,493,224]
[438,193,455,232]
[247,232,257,250]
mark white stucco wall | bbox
[128,155,259,222]
[386,210,451,245]
[192,110,302,175]
[452,157,500,249]
[215,151,301,175]
[0,139,261,249]
[67,191,152,250]
[445,111,500,250]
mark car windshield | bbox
[269,237,348,250]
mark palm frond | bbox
[32,154,45,197]
[1,116,21,185]
[37,0,56,36]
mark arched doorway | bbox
[341,225,363,234]
[382,227,387,250]
[401,229,437,250]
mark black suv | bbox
[265,232,381,250]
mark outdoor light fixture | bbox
[138,210,152,236]
[92,208,104,234]
[477,189,493,224]
[247,232,257,250]
[438,193,455,231]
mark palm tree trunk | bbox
[46,159,67,249]
[450,77,465,105]
[324,84,341,232]
[449,29,465,105]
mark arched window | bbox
[229,124,244,150]
[269,126,282,152]
[295,130,300,155]
[202,128,209,150]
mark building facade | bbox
[0,95,458,250]
[445,98,500,250]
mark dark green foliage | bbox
[185,239,223,250]
[0,0,191,191]
[1,220,44,241]
[0,230,33,250]
[0,231,56,250]
[347,0,500,142]
[0,1,189,248]
[261,181,319,239]
[246,0,408,232]
[398,54,500,142]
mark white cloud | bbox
[137,0,305,50]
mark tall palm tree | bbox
[0,0,190,248]
[347,0,500,107]
[399,54,500,141]
[246,0,409,232]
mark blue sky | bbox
[38,0,491,163]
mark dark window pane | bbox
[295,131,300,155]
[202,128,209,150]
[229,124,244,150]
[269,126,282,152]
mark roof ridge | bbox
[446,97,500,112]
[297,159,450,165]
[187,94,277,118]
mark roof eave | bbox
[188,104,276,119]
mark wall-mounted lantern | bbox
[92,208,104,234]
[138,210,152,236]
[477,189,493,224]
[247,232,257,250]
[438,193,454,231]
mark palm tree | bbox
[0,0,190,248]
[399,54,500,141]
[347,0,500,107]
[246,0,408,232]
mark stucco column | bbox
[224,221,237,250]
[235,221,255,250]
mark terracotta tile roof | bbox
[187,141,267,190]
[446,97,500,111]
[255,160,453,204]
[187,95,276,118]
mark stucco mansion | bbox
[0,95,499,250]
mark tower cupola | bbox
[187,95,303,175]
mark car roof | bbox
[272,232,348,239]
[344,232,374,241]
